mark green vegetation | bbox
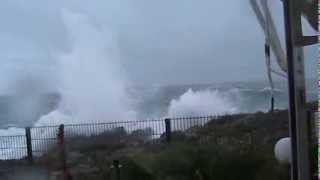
[39,108,305,180]
[4,102,315,179]
[122,142,289,180]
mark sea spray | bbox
[165,88,239,131]
[167,88,239,117]
[0,9,137,159]
[29,10,140,156]
[36,9,137,126]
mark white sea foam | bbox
[167,88,239,117]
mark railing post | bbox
[57,124,72,180]
[270,96,274,113]
[25,127,33,163]
[165,118,171,143]
[57,124,65,170]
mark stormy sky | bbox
[0,0,317,89]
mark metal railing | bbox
[0,135,27,160]
[0,111,317,161]
[0,116,216,161]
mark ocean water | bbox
[0,79,316,159]
[0,79,317,129]
[133,79,317,119]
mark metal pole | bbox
[282,0,311,179]
[25,127,33,163]
[271,96,274,113]
[58,124,72,180]
[283,2,298,178]
[165,118,171,142]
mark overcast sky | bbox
[0,0,317,88]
